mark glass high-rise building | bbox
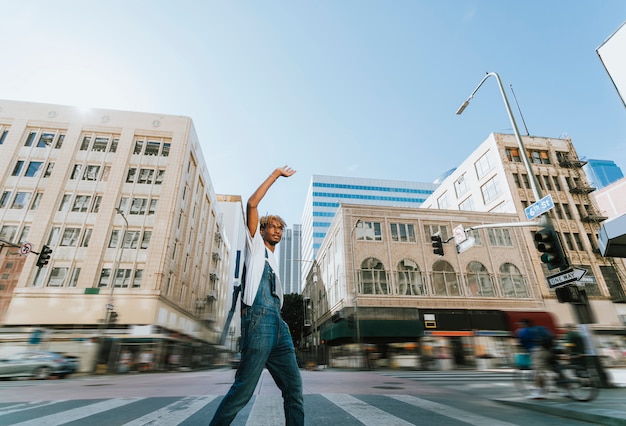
[583,159,624,190]
[278,224,302,294]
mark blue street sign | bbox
[524,194,555,221]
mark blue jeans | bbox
[210,262,304,425]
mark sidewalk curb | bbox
[494,398,626,426]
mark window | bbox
[98,269,111,287]
[145,140,160,156]
[133,138,144,154]
[396,259,425,295]
[390,223,416,242]
[130,198,148,215]
[109,138,119,152]
[12,161,24,176]
[58,194,72,211]
[23,161,44,177]
[114,268,132,288]
[81,228,92,247]
[543,175,553,190]
[47,227,60,246]
[155,170,165,184]
[37,133,55,148]
[92,137,109,152]
[454,174,468,197]
[359,257,388,294]
[512,173,521,189]
[488,228,513,247]
[552,176,562,191]
[466,261,495,297]
[0,129,8,145]
[573,233,584,251]
[44,162,54,178]
[162,143,170,156]
[141,231,152,249]
[0,225,17,242]
[11,192,31,209]
[72,195,92,212]
[55,134,65,149]
[60,228,81,246]
[138,169,155,184]
[83,165,100,181]
[148,199,158,215]
[424,224,449,242]
[47,267,68,287]
[91,196,102,213]
[437,192,449,209]
[124,231,140,249]
[133,136,171,157]
[132,269,143,288]
[18,226,30,243]
[432,260,460,296]
[481,177,501,204]
[529,149,550,164]
[474,152,492,179]
[355,221,382,241]
[0,191,12,208]
[562,203,573,220]
[109,230,120,248]
[126,168,137,183]
[499,263,529,297]
[505,148,521,162]
[80,136,91,150]
[69,268,81,287]
[24,132,37,147]
[458,196,474,211]
[70,165,82,180]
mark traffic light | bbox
[534,227,568,270]
[431,233,444,256]
[36,245,52,267]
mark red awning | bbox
[503,311,558,335]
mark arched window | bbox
[396,259,425,295]
[499,263,530,298]
[432,260,460,296]
[466,261,495,297]
[360,257,388,295]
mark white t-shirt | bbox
[241,223,283,308]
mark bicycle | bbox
[514,353,600,402]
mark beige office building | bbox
[0,99,233,372]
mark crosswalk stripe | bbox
[123,395,216,426]
[10,397,144,426]
[246,395,285,426]
[322,394,413,426]
[0,400,67,416]
[388,394,516,426]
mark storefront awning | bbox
[503,311,558,335]
[321,319,423,342]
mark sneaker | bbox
[526,390,546,400]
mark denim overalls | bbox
[210,250,304,426]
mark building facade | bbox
[300,175,438,281]
[302,203,554,369]
[421,133,626,332]
[0,99,234,372]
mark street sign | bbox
[19,242,32,255]
[456,236,475,254]
[453,224,467,244]
[525,194,554,221]
[546,267,587,289]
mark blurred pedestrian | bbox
[516,318,554,399]
[210,166,303,426]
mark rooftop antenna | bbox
[509,84,530,136]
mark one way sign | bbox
[547,267,587,289]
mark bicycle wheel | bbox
[564,365,599,402]
[514,368,536,395]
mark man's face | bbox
[261,220,284,246]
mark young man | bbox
[210,166,304,426]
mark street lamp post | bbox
[349,219,362,368]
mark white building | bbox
[0,99,236,372]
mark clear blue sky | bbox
[1,1,625,227]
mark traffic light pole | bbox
[458,71,609,386]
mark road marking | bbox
[124,395,215,425]
[0,400,67,416]
[322,394,413,426]
[11,398,144,426]
[246,395,285,425]
[389,394,516,426]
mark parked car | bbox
[598,345,624,367]
[59,353,80,376]
[0,350,74,380]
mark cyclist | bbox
[515,318,555,399]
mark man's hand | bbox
[274,165,296,178]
